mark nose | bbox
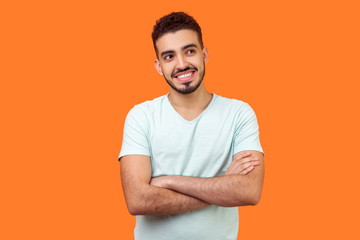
[176,54,188,70]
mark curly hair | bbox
[152,12,203,57]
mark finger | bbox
[228,160,259,175]
[226,156,259,175]
[227,158,257,174]
[234,156,259,165]
[238,161,257,171]
[239,165,254,175]
[226,161,247,175]
[234,151,251,160]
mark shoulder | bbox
[212,94,254,114]
[127,94,168,118]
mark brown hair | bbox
[152,12,203,57]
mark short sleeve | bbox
[233,103,263,155]
[118,106,151,160]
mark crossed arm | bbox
[120,151,264,215]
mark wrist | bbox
[162,175,175,189]
[151,175,174,188]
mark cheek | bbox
[162,65,175,76]
[163,69,171,77]
[191,58,204,68]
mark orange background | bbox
[1,0,359,239]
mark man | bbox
[119,12,264,240]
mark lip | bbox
[173,70,196,83]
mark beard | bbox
[164,65,206,95]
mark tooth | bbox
[178,73,191,78]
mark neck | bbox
[168,84,212,110]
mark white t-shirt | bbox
[119,93,263,240]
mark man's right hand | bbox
[225,151,260,176]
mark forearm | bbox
[124,181,209,216]
[156,174,263,207]
[154,151,265,207]
[121,155,210,216]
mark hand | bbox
[225,151,260,176]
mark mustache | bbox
[172,67,197,78]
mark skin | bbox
[154,29,211,121]
[150,151,264,207]
[120,154,210,215]
[121,151,261,215]
[120,29,264,215]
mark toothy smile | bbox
[173,69,196,82]
[177,73,193,79]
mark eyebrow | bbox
[160,43,198,58]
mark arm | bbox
[120,154,210,216]
[150,150,264,207]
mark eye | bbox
[164,55,173,61]
[186,49,195,54]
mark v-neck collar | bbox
[165,93,217,123]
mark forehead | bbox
[156,29,201,53]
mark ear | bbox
[154,59,163,75]
[202,46,209,64]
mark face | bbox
[154,29,208,95]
